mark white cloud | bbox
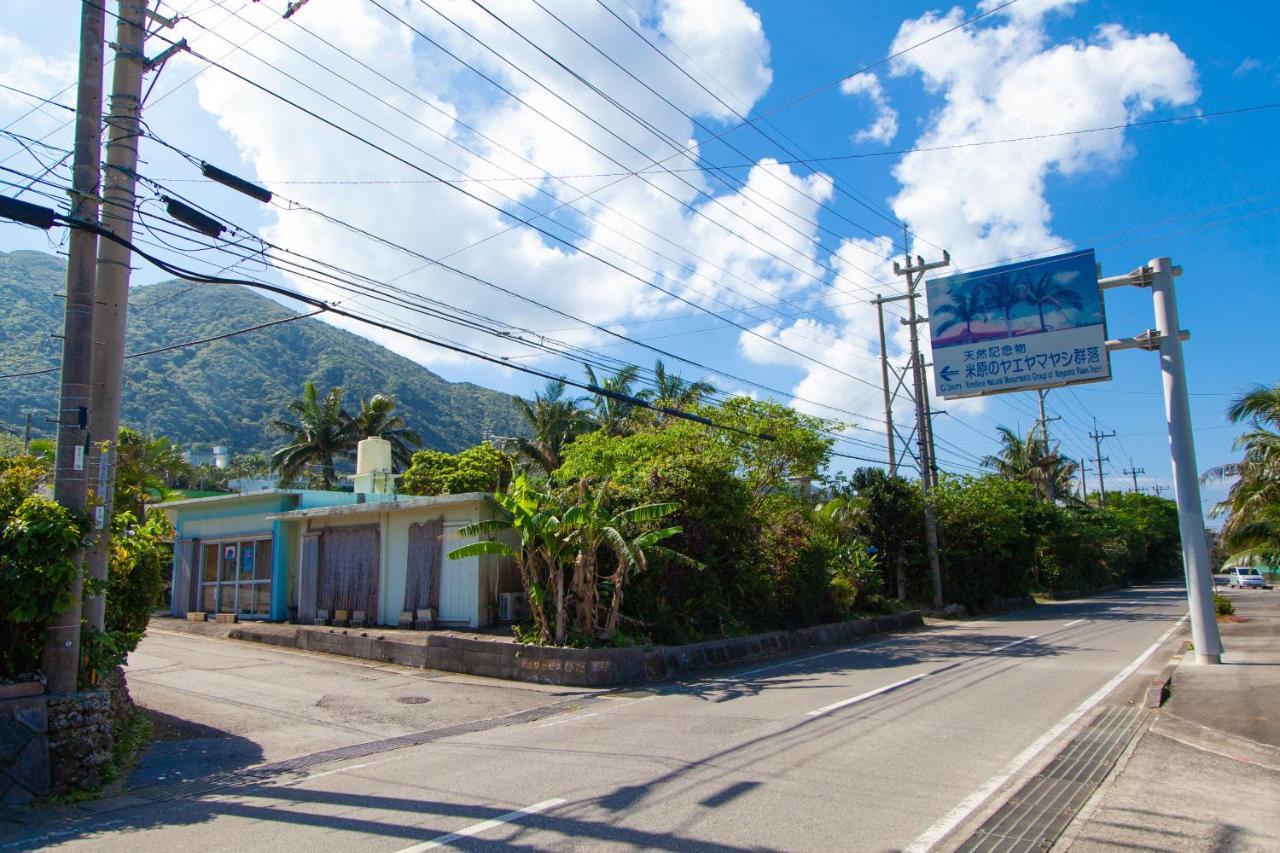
[176,0,782,373]
[0,29,74,130]
[739,1,1198,436]
[840,72,899,145]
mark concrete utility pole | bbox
[1123,460,1146,494]
[1149,257,1223,664]
[1089,418,1114,507]
[23,412,32,453]
[84,0,149,633]
[875,295,896,476]
[894,224,950,610]
[44,0,106,693]
[1078,458,1091,502]
[1152,483,1169,498]
[1036,389,1061,501]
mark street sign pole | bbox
[1150,258,1223,664]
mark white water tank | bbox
[212,445,230,469]
[356,437,392,474]
[354,437,394,495]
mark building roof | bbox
[267,492,494,521]
[153,489,304,511]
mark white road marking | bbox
[903,613,1189,853]
[989,636,1038,653]
[713,629,954,682]
[539,712,600,728]
[806,674,925,717]
[1063,619,1086,628]
[395,798,567,851]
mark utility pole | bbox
[1089,418,1114,507]
[23,412,32,453]
[44,0,106,694]
[1036,389,1062,501]
[894,224,950,610]
[1078,458,1091,503]
[1149,256,1223,664]
[1123,460,1146,494]
[84,0,149,633]
[1152,483,1169,498]
[874,295,896,476]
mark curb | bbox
[1143,641,1187,709]
[228,610,924,687]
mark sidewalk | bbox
[1058,589,1280,851]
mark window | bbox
[198,538,274,617]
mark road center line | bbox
[395,798,567,852]
[806,675,925,717]
[904,613,1189,853]
[539,712,599,728]
[988,636,1038,653]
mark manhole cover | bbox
[397,696,431,705]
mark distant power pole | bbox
[1036,389,1061,501]
[893,224,950,610]
[44,0,106,694]
[1152,483,1169,498]
[1078,458,1091,503]
[23,412,32,453]
[84,0,149,633]
[875,295,895,476]
[1089,417,1115,507]
[1123,460,1146,494]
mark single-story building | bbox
[159,489,519,628]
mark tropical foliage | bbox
[401,443,511,496]
[1206,383,1280,566]
[981,425,1078,502]
[270,382,422,488]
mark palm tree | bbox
[347,393,422,471]
[114,427,191,517]
[932,283,987,344]
[509,380,591,475]
[584,364,641,436]
[978,273,1023,338]
[270,382,352,489]
[982,425,1077,502]
[1022,272,1085,333]
[647,359,717,413]
[1205,384,1280,564]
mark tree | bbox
[401,444,511,496]
[933,282,987,344]
[584,364,642,436]
[270,382,353,489]
[508,380,591,475]
[982,425,1076,502]
[646,359,717,413]
[347,393,422,471]
[114,427,191,517]
[1022,271,1084,333]
[978,273,1023,338]
[1206,383,1280,565]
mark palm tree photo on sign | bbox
[932,282,988,345]
[1023,271,1085,333]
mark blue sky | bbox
[2,0,1278,522]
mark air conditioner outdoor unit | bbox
[497,591,529,624]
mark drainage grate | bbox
[954,705,1144,853]
[129,695,600,803]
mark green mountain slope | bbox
[0,250,526,455]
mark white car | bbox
[1226,567,1266,589]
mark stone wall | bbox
[46,667,133,795]
[0,684,49,805]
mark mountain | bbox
[0,250,527,456]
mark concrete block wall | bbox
[0,689,50,804]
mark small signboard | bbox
[927,249,1110,399]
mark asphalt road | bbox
[4,586,1191,852]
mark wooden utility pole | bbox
[84,0,149,632]
[1089,417,1115,507]
[44,0,106,693]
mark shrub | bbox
[401,444,511,496]
[0,457,89,679]
[1214,594,1235,617]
